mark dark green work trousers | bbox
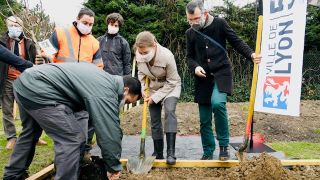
[198,82,229,157]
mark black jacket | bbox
[0,34,36,98]
[98,33,131,76]
[186,17,253,104]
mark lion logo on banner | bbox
[263,76,290,109]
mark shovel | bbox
[237,15,263,161]
[127,77,156,174]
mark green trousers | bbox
[199,82,229,157]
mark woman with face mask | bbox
[134,31,181,165]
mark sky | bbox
[27,0,256,27]
[27,0,86,27]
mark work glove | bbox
[107,171,121,180]
[35,55,51,65]
[195,66,206,77]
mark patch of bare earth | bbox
[114,101,320,179]
[121,100,320,142]
[121,153,320,180]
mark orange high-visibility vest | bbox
[52,26,103,68]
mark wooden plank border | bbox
[26,164,54,180]
[27,159,320,179]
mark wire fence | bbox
[125,51,320,110]
[230,51,320,101]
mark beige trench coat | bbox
[137,43,181,104]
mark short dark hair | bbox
[78,8,95,19]
[123,76,142,100]
[106,13,124,27]
[186,0,204,14]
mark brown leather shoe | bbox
[36,139,48,146]
[5,138,17,150]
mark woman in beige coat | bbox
[134,31,181,165]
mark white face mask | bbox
[8,26,23,39]
[108,25,119,34]
[136,49,155,63]
[77,21,92,35]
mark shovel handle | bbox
[139,77,149,157]
[141,77,149,139]
[239,15,263,153]
[246,15,262,138]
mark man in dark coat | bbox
[4,63,142,180]
[98,13,131,76]
[185,0,261,160]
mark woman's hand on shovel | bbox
[107,171,121,180]
[144,97,154,105]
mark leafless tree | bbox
[0,0,55,53]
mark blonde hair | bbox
[6,16,23,27]
[134,31,157,51]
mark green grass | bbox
[270,142,320,159]
[314,129,320,134]
[0,111,54,178]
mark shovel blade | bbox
[127,156,156,174]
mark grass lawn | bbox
[270,142,320,159]
[0,110,54,178]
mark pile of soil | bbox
[121,153,320,179]
[223,153,295,180]
[121,100,320,142]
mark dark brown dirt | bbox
[121,153,320,180]
[121,100,320,143]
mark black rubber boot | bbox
[219,146,230,161]
[152,139,164,159]
[166,133,176,165]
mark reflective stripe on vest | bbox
[62,28,75,60]
[53,26,100,64]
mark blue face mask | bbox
[8,26,23,39]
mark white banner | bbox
[254,0,308,116]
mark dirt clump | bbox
[121,167,225,180]
[223,153,296,180]
[119,154,320,180]
[290,165,320,179]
